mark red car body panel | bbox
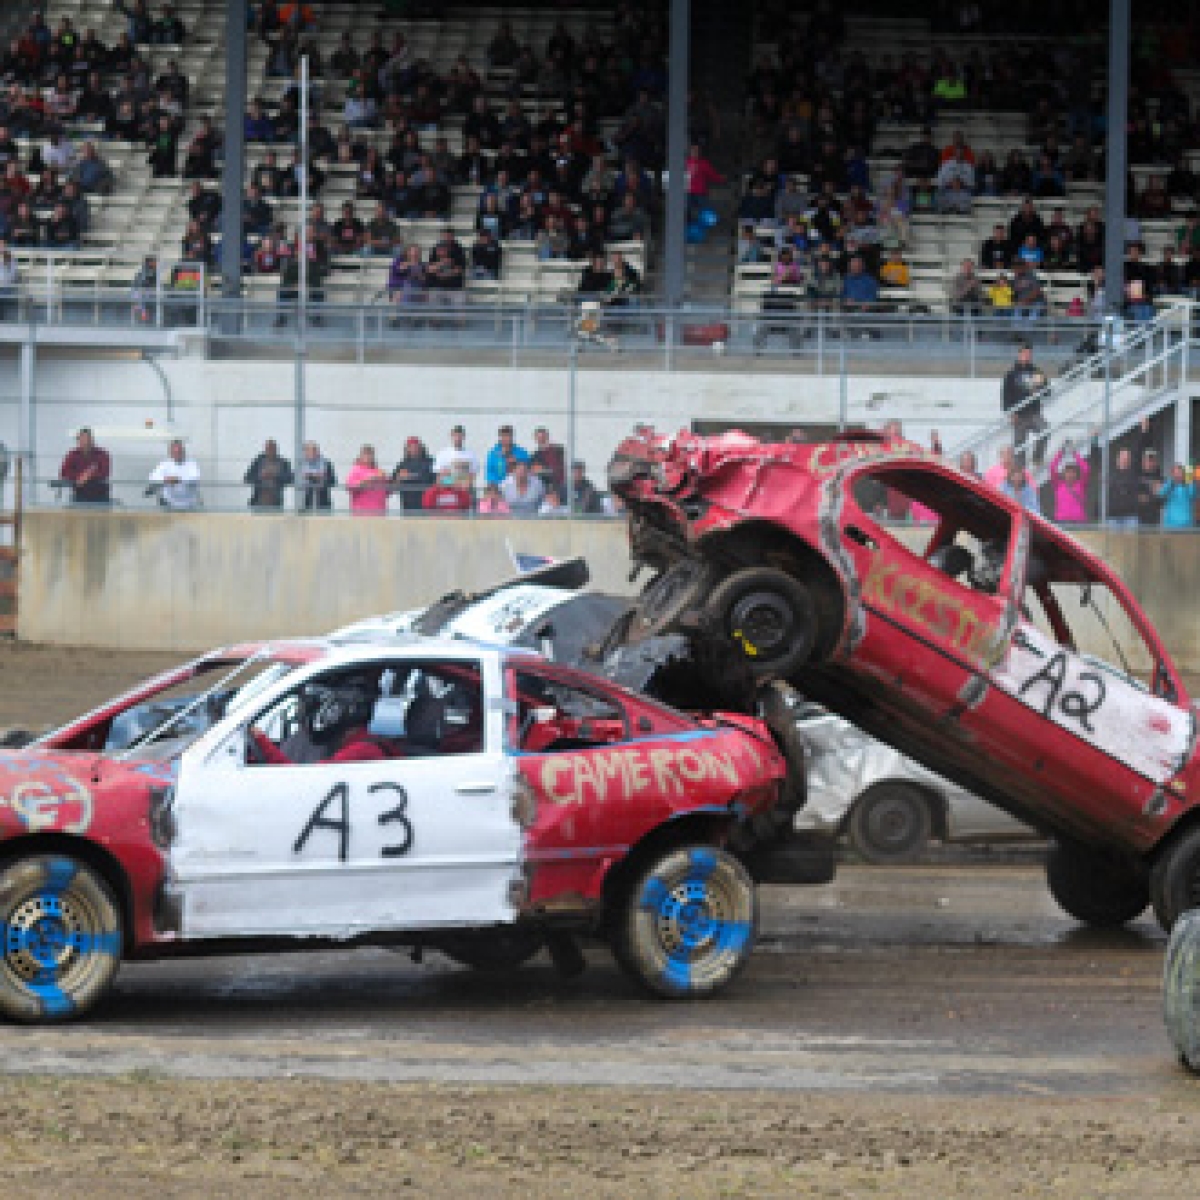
[611,429,1200,860]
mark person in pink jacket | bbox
[685,143,725,222]
[1049,442,1090,524]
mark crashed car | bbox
[609,428,1200,931]
[0,635,801,1022]
[792,701,1036,863]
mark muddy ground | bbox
[0,642,1197,1198]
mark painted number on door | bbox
[293,781,414,862]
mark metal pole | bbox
[220,0,247,306]
[838,339,847,432]
[663,0,690,306]
[294,54,309,507]
[568,336,578,513]
[18,333,34,485]
[1178,303,1192,466]
[1104,0,1130,314]
[1100,316,1113,525]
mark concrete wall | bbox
[17,511,1200,675]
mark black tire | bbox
[0,855,122,1022]
[611,844,757,999]
[1150,823,1200,932]
[846,784,934,865]
[1046,839,1149,928]
[437,929,544,973]
[704,567,816,680]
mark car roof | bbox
[206,633,540,666]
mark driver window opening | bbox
[852,465,1014,598]
[510,672,628,754]
[247,660,484,766]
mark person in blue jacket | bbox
[1158,463,1196,528]
[485,424,529,486]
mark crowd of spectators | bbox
[737,2,1200,323]
[54,420,621,517]
[0,6,189,249]
[219,7,671,302]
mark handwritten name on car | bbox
[533,743,755,808]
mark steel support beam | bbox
[220,0,248,303]
[1103,0,1129,314]
[663,0,690,306]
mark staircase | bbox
[950,305,1195,477]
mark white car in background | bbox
[791,702,1039,863]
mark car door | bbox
[838,460,1018,718]
[168,653,523,939]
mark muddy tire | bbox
[0,855,122,1023]
[847,784,933,865]
[437,929,544,973]
[1150,824,1200,932]
[1046,839,1149,928]
[612,844,756,999]
[704,567,816,680]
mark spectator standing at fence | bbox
[58,427,110,505]
[1137,447,1165,527]
[570,460,603,514]
[345,444,389,515]
[1002,343,1049,467]
[0,242,17,320]
[485,424,528,486]
[1158,464,1196,529]
[244,438,294,509]
[433,423,479,489]
[391,436,434,512]
[147,439,200,510]
[500,459,544,515]
[1001,462,1040,514]
[1104,446,1140,530]
[477,482,509,515]
[422,467,472,514]
[530,426,565,494]
[1048,442,1089,524]
[298,440,336,510]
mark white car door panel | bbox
[172,752,520,938]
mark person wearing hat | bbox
[391,436,434,512]
[485,424,529,486]
[433,424,479,490]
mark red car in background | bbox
[609,428,1200,931]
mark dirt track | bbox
[0,643,1198,1197]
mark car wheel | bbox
[1150,824,1200,932]
[1163,909,1200,1072]
[847,784,933,864]
[1046,839,1149,927]
[612,844,757,999]
[0,855,122,1023]
[704,567,816,680]
[437,929,544,973]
